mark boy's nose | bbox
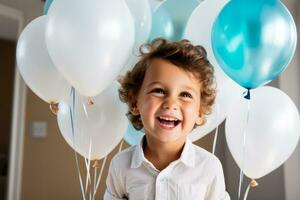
[162,98,178,111]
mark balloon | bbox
[16,16,71,103]
[212,0,297,89]
[185,0,244,141]
[124,124,144,146]
[43,0,53,14]
[226,86,300,179]
[57,82,128,160]
[46,0,135,97]
[150,0,199,41]
[189,71,244,141]
[149,6,175,41]
[125,0,151,54]
[121,0,152,74]
[148,0,166,13]
[185,0,228,69]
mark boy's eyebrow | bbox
[181,86,198,95]
[147,81,199,94]
[146,81,161,87]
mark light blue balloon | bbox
[149,7,175,41]
[123,124,144,146]
[150,0,199,41]
[212,0,297,89]
[43,0,53,14]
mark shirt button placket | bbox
[156,176,168,200]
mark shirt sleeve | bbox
[104,158,128,200]
[205,158,231,200]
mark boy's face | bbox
[132,58,203,144]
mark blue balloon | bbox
[123,124,144,146]
[43,0,53,14]
[149,7,175,41]
[150,0,199,41]
[212,0,297,89]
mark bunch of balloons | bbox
[211,0,299,183]
[16,0,152,160]
[16,0,300,188]
[149,0,300,188]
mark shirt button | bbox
[160,178,167,183]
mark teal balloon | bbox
[212,0,297,89]
[124,124,144,146]
[150,0,199,41]
[43,0,53,14]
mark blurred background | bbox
[0,0,299,199]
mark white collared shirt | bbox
[104,138,230,200]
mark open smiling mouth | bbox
[157,116,181,128]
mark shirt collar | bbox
[131,136,195,169]
[131,136,146,168]
[178,138,195,167]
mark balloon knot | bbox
[250,179,258,188]
[88,97,94,106]
[243,88,251,100]
[49,101,59,115]
[92,160,100,168]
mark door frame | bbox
[0,4,26,200]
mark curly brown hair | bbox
[119,38,216,130]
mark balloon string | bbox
[238,170,244,199]
[212,126,219,155]
[70,87,86,200]
[243,179,258,200]
[212,103,220,155]
[93,165,97,200]
[85,140,93,197]
[94,156,108,197]
[118,140,124,153]
[243,182,251,200]
[93,140,124,197]
[84,158,91,195]
[239,90,251,199]
[81,96,93,197]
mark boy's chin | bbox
[150,132,186,144]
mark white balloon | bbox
[189,73,244,141]
[46,0,135,97]
[57,82,128,160]
[126,0,151,54]
[184,0,228,67]
[121,0,152,74]
[16,16,71,103]
[185,0,244,141]
[226,86,300,179]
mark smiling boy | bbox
[104,38,230,200]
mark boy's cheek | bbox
[142,98,160,108]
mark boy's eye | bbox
[151,88,165,95]
[180,91,193,98]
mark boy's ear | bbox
[130,105,140,116]
[128,93,140,116]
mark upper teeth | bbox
[159,116,178,121]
